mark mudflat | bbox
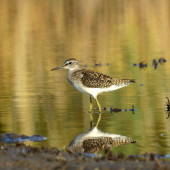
[0,144,169,170]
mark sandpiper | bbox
[51,58,135,127]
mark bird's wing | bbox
[72,69,135,88]
[80,69,113,88]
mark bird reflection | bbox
[68,127,134,153]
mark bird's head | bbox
[51,58,81,71]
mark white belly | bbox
[70,82,127,99]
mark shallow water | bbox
[0,0,170,155]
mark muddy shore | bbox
[0,143,169,170]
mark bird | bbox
[51,58,135,127]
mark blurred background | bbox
[0,0,170,155]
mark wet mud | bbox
[0,143,169,170]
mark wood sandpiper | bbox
[51,58,135,127]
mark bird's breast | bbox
[67,71,85,93]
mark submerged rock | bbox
[0,133,47,143]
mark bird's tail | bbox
[129,79,135,83]
[120,79,135,85]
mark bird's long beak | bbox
[51,65,64,71]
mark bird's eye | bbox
[69,62,72,64]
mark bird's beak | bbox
[51,65,64,71]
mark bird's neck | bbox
[67,67,82,82]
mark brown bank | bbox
[0,143,169,170]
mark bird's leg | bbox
[95,97,102,127]
[89,96,93,128]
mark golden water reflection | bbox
[0,0,170,155]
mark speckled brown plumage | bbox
[83,137,133,152]
[72,69,135,88]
